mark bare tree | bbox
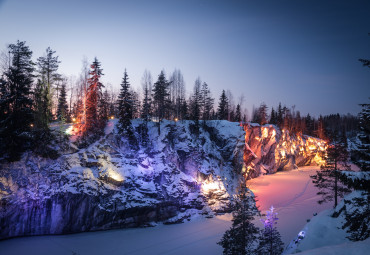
[169,69,185,119]
[0,48,11,74]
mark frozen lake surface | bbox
[0,166,331,255]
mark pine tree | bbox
[85,57,104,134]
[152,71,170,134]
[201,82,214,123]
[36,47,60,122]
[354,102,370,171]
[257,206,284,255]
[56,82,68,121]
[99,89,110,122]
[34,78,48,130]
[190,78,202,134]
[218,186,260,255]
[305,113,314,136]
[340,48,370,241]
[0,41,34,161]
[235,104,242,123]
[316,115,326,140]
[311,135,351,208]
[180,99,188,120]
[269,107,277,124]
[277,103,283,128]
[131,90,140,119]
[217,90,228,120]
[141,72,152,122]
[117,69,133,135]
[258,103,268,125]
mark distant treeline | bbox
[0,40,360,160]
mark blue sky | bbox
[0,0,369,117]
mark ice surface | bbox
[0,166,340,255]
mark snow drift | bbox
[0,120,325,239]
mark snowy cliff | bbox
[0,120,325,239]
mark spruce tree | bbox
[141,79,152,122]
[257,206,284,255]
[117,69,133,135]
[235,104,241,123]
[180,99,189,120]
[258,103,268,125]
[270,107,277,124]
[354,102,370,171]
[85,57,104,134]
[99,89,110,122]
[36,47,60,122]
[34,78,48,130]
[152,71,170,134]
[217,90,228,120]
[190,78,202,134]
[340,47,370,241]
[56,82,68,121]
[218,186,260,255]
[140,72,152,146]
[201,82,214,123]
[305,113,314,136]
[311,135,351,208]
[277,103,283,128]
[0,41,34,161]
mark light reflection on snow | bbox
[108,170,124,182]
[65,125,73,135]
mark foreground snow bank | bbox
[285,191,369,254]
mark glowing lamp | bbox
[72,118,76,122]
[110,116,114,120]
[30,123,34,128]
[174,118,178,122]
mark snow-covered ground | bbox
[248,166,333,246]
[0,166,338,255]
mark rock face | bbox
[0,120,325,239]
[243,124,326,178]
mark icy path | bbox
[0,166,330,255]
[248,166,333,246]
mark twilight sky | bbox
[0,0,369,117]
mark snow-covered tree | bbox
[218,186,260,255]
[256,206,284,255]
[117,69,133,135]
[0,40,34,160]
[354,102,370,171]
[152,71,170,134]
